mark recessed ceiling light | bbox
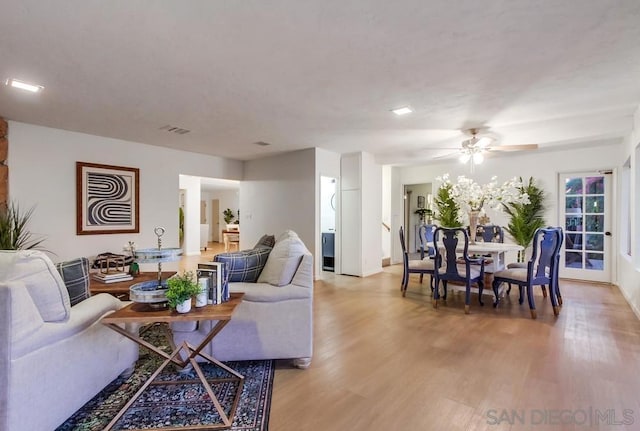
[5,78,44,93]
[391,106,413,116]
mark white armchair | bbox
[0,250,138,431]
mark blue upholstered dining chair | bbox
[505,226,564,304]
[468,224,504,243]
[492,227,562,319]
[418,224,437,258]
[399,226,435,297]
[432,227,486,314]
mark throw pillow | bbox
[0,250,71,322]
[253,234,276,249]
[55,257,91,306]
[257,230,307,287]
[214,247,272,283]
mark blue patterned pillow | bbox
[55,257,90,306]
[253,234,276,249]
[213,248,272,283]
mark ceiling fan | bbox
[435,128,539,169]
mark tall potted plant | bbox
[433,178,463,228]
[0,202,46,250]
[503,177,547,261]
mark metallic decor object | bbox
[129,227,183,308]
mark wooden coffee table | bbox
[101,292,245,430]
[90,271,176,300]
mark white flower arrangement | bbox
[435,174,530,224]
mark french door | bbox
[558,172,612,282]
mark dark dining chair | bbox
[399,226,435,297]
[432,227,486,314]
[492,227,562,319]
[505,226,564,303]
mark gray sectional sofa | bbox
[172,230,314,368]
[0,250,138,431]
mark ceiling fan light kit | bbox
[453,128,539,170]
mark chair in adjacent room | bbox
[418,223,437,258]
[399,226,435,297]
[492,227,562,319]
[432,227,486,314]
[471,224,504,243]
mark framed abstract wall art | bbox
[76,162,140,235]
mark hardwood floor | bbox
[176,249,640,430]
[178,241,225,272]
[267,267,640,431]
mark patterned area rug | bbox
[57,324,274,431]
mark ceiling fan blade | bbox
[475,137,492,148]
[432,151,461,160]
[489,144,538,152]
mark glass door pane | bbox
[559,172,611,282]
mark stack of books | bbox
[91,271,133,284]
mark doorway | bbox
[211,199,220,242]
[558,171,612,282]
[321,176,337,272]
[403,183,433,254]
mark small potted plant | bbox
[165,271,201,313]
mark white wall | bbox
[240,148,316,270]
[320,177,336,232]
[202,189,239,241]
[618,104,640,316]
[391,142,624,265]
[7,121,243,263]
[381,165,392,260]
[178,175,201,256]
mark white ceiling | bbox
[1,1,639,166]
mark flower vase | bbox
[176,299,192,313]
[468,210,480,244]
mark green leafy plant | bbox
[223,208,235,224]
[434,182,462,228]
[165,271,201,309]
[0,202,46,250]
[414,208,433,222]
[178,207,185,245]
[503,177,547,261]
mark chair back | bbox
[473,224,504,243]
[399,226,411,271]
[529,227,562,282]
[418,224,437,257]
[399,226,408,255]
[434,227,470,280]
[551,226,563,283]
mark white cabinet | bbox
[340,152,382,277]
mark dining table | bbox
[430,241,524,299]
[463,242,523,273]
[430,241,523,273]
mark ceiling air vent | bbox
[253,141,271,146]
[159,125,191,135]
